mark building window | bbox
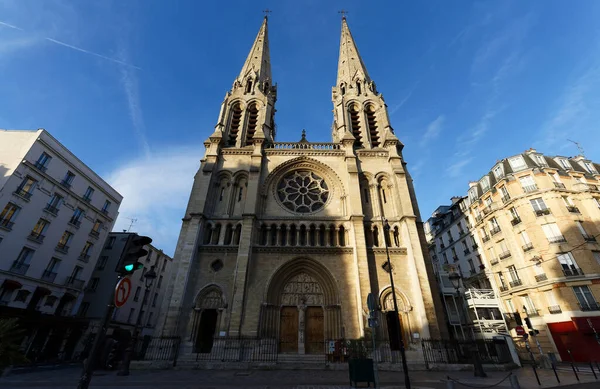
[161,258,167,272]
[468,188,478,203]
[146,251,153,262]
[557,252,580,276]
[541,223,565,243]
[558,158,571,170]
[533,154,547,167]
[507,265,520,282]
[35,152,52,170]
[522,294,537,315]
[83,186,94,202]
[468,259,475,273]
[102,200,111,214]
[480,176,490,192]
[442,253,448,264]
[105,236,116,249]
[89,278,100,292]
[62,171,76,187]
[152,293,158,307]
[14,290,31,303]
[31,218,50,239]
[0,288,14,305]
[11,247,34,274]
[575,221,593,241]
[0,202,21,230]
[15,176,37,200]
[146,312,154,327]
[508,156,527,171]
[519,175,537,192]
[97,255,108,270]
[584,162,597,174]
[134,286,141,302]
[157,275,163,288]
[45,193,63,214]
[80,242,93,258]
[497,272,506,288]
[530,198,549,215]
[127,308,135,323]
[70,208,84,226]
[57,231,74,250]
[593,251,600,266]
[573,286,598,311]
[447,231,453,242]
[506,299,515,312]
[492,165,504,179]
[71,265,83,280]
[78,302,90,317]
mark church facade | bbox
[158,16,446,357]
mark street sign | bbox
[367,293,377,312]
[515,326,525,336]
[115,277,132,308]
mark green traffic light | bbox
[124,264,134,272]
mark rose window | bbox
[277,170,329,213]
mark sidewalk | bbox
[1,366,598,388]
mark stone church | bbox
[158,16,446,357]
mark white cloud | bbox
[107,146,201,256]
[420,115,445,147]
[446,158,473,178]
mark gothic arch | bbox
[265,257,340,306]
[379,287,411,313]
[194,284,227,309]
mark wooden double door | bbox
[279,306,324,354]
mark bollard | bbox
[509,374,521,389]
[446,378,455,389]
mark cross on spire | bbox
[263,9,272,19]
[338,9,348,19]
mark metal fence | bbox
[195,336,278,362]
[421,338,512,367]
[133,336,181,366]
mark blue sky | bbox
[2,0,600,256]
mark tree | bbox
[0,318,28,369]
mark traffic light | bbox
[116,234,152,275]
[524,317,534,331]
[514,312,523,326]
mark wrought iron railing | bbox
[267,142,341,150]
[548,305,562,314]
[535,274,548,282]
[133,336,181,366]
[421,338,512,367]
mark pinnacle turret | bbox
[236,16,272,90]
[336,18,371,88]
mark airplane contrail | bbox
[0,20,141,70]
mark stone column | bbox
[298,304,306,354]
[334,227,339,247]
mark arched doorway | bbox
[260,258,341,355]
[379,288,412,345]
[192,286,225,353]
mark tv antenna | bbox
[125,217,137,232]
[567,139,585,157]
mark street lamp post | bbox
[448,271,487,377]
[382,219,411,389]
[117,265,157,376]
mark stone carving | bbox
[383,292,407,312]
[280,273,324,305]
[197,289,224,309]
[277,171,329,213]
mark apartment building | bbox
[465,149,600,362]
[425,197,508,340]
[0,129,122,363]
[78,232,172,356]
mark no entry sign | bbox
[515,325,525,336]
[115,276,132,308]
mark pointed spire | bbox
[336,18,371,87]
[237,16,272,86]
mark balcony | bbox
[475,215,483,223]
[55,243,69,254]
[490,226,501,236]
[509,279,523,288]
[499,250,512,260]
[41,270,57,283]
[548,305,562,314]
[553,182,566,189]
[44,204,59,215]
[78,253,91,263]
[9,261,30,275]
[566,205,580,213]
[482,203,498,215]
[472,243,479,250]
[523,185,539,193]
[13,188,33,200]
[60,180,72,189]
[101,209,109,216]
[589,184,600,192]
[525,309,540,317]
[583,234,597,242]
[563,268,584,277]
[448,237,454,243]
[482,235,491,243]
[34,161,48,172]
[522,243,534,252]
[452,255,459,262]
[440,243,446,249]
[490,258,499,266]
[511,217,522,226]
[535,208,551,217]
[89,229,100,238]
[499,286,509,292]
[459,230,466,236]
[27,231,45,244]
[64,276,85,290]
[68,218,81,228]
[0,218,15,231]
[535,274,548,282]
[580,302,600,312]
[548,235,567,243]
[82,196,92,203]
[463,249,471,255]
[501,195,511,204]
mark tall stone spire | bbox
[336,17,370,87]
[237,16,272,87]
